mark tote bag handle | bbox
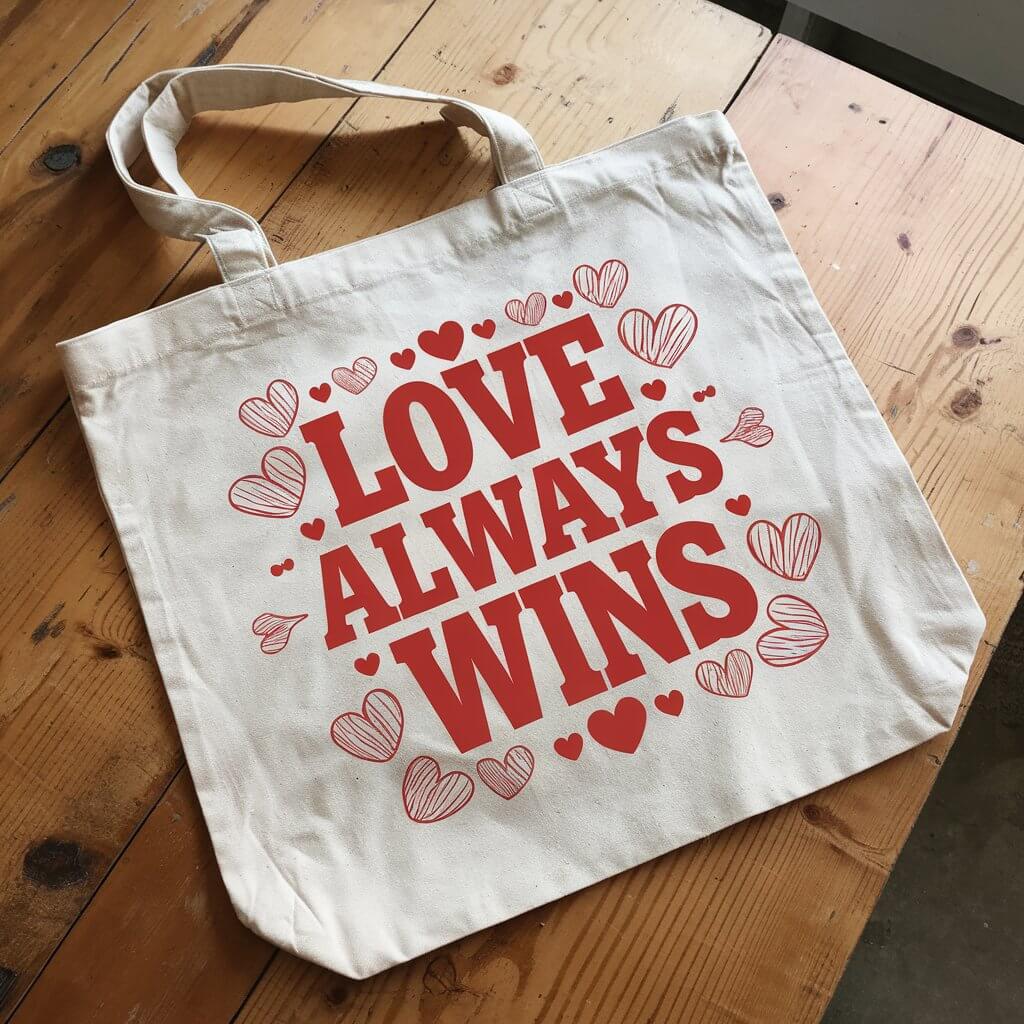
[107,64,547,281]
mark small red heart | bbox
[391,349,416,370]
[552,290,573,308]
[471,319,496,339]
[587,696,647,754]
[640,379,666,401]
[705,385,716,397]
[354,653,380,676]
[418,321,464,361]
[725,495,751,516]
[693,390,706,403]
[300,518,325,541]
[654,690,684,716]
[553,733,583,761]
[270,563,284,577]
[309,383,331,402]
[282,558,294,570]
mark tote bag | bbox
[59,64,985,979]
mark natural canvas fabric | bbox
[58,65,985,979]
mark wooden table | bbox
[1,2,1021,1021]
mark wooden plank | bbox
[0,0,428,477]
[2,0,769,1020]
[0,0,433,1013]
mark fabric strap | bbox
[107,64,546,281]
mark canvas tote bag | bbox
[59,64,985,978]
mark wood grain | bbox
[0,0,768,1020]
[0,0,433,1013]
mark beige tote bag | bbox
[58,64,984,978]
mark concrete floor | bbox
[824,597,1024,1022]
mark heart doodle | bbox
[238,379,298,438]
[553,733,584,761]
[720,406,774,447]
[390,349,415,370]
[640,379,666,401]
[505,292,546,327]
[354,653,380,676]
[269,558,294,577]
[332,357,377,395]
[418,321,464,361]
[757,595,829,667]
[471,319,496,339]
[725,495,752,516]
[251,612,307,655]
[476,745,535,800]
[229,447,305,518]
[300,518,325,541]
[617,304,698,367]
[573,259,628,308]
[552,290,573,309]
[309,383,331,403]
[747,513,821,581]
[587,696,647,754]
[654,690,685,716]
[330,689,404,762]
[696,649,754,698]
[402,756,475,823]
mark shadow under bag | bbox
[58,64,984,978]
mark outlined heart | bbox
[330,689,403,762]
[587,696,647,754]
[757,595,829,667]
[390,349,415,370]
[654,690,685,716]
[251,612,307,655]
[418,321,464,361]
[238,379,298,438]
[640,379,666,401]
[354,653,380,676]
[617,304,698,367]
[229,447,305,518]
[720,406,774,447]
[553,733,583,761]
[402,756,474,823]
[573,259,628,308]
[476,745,535,800]
[471,319,496,339]
[696,649,754,698]
[505,292,546,327]
[747,513,821,581]
[332,357,377,394]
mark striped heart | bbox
[696,649,754,698]
[617,304,698,367]
[505,292,546,327]
[757,595,829,667]
[402,756,474,823]
[573,259,628,308]
[251,612,307,655]
[330,689,403,763]
[238,379,298,438]
[475,745,535,800]
[747,513,822,581]
[332,357,377,395]
[228,447,305,518]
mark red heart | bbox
[390,349,415,370]
[573,259,628,308]
[330,689,404,762]
[238,379,298,438]
[552,290,573,309]
[587,696,647,754]
[418,321,464,361]
[476,745,535,799]
[505,292,546,327]
[725,494,751,516]
[696,649,754,698]
[332,357,377,394]
[309,383,331,402]
[720,406,774,447]
[553,733,583,761]
[747,513,821,581]
[300,517,325,541]
[251,612,307,655]
[269,559,293,577]
[471,319,496,339]
[618,304,698,367]
[757,595,829,667]
[354,653,380,676]
[654,690,684,716]
[640,379,666,401]
[229,447,305,518]
[402,755,474,823]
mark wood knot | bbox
[848,102,862,112]
[897,232,911,252]
[322,978,348,1009]
[951,324,981,348]
[40,144,81,174]
[492,62,520,86]
[23,838,95,889]
[950,387,982,419]
[423,954,461,995]
[767,192,787,211]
